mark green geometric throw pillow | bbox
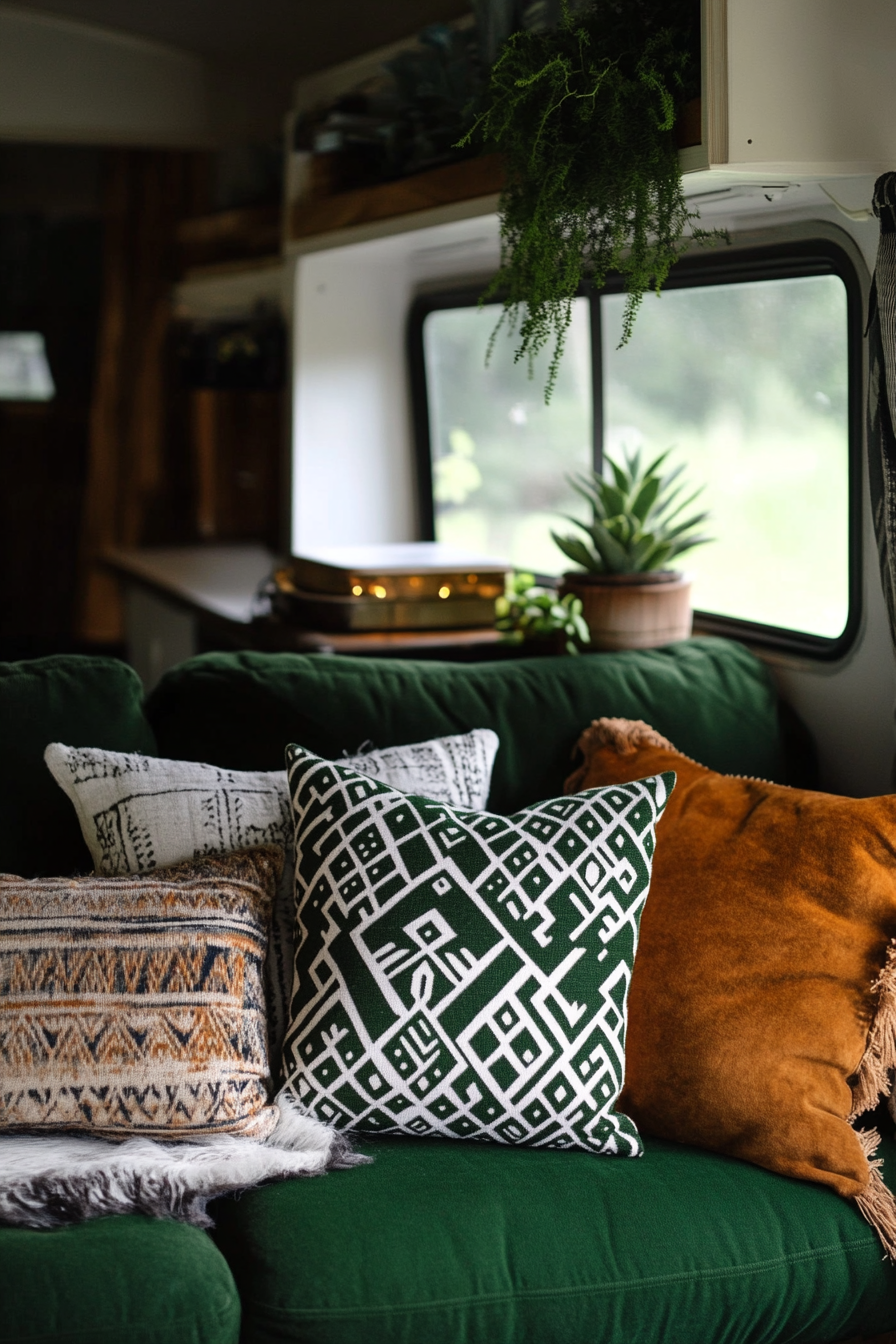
[282,745,673,1156]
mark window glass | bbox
[416,256,853,648]
[0,332,55,401]
[601,274,850,639]
[423,299,592,574]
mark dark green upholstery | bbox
[213,1132,896,1344]
[7,640,887,1344]
[1,1215,240,1344]
[0,655,156,877]
[146,638,785,814]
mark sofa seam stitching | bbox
[239,1234,878,1321]
[9,1296,239,1344]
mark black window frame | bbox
[408,235,863,660]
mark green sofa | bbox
[2,639,895,1344]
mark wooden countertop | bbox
[105,545,503,656]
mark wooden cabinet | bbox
[190,388,283,547]
[283,0,896,256]
[172,261,290,551]
[691,0,896,179]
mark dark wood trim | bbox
[176,204,281,270]
[289,154,506,242]
[675,97,702,149]
[287,99,702,245]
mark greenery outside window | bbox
[409,238,862,657]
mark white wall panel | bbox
[290,214,500,552]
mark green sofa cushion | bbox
[1,1215,240,1344]
[0,655,156,877]
[212,1132,896,1344]
[146,638,784,815]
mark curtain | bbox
[75,150,206,644]
[867,172,896,647]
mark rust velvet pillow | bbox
[566,718,896,1246]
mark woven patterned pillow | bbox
[44,731,499,1065]
[282,744,672,1154]
[0,846,281,1140]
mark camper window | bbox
[410,238,862,658]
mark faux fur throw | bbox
[0,1091,366,1230]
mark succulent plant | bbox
[496,572,591,654]
[551,448,711,574]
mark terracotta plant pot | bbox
[558,571,692,652]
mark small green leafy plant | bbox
[496,572,591,654]
[552,448,711,574]
[458,0,718,402]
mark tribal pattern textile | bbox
[282,746,672,1155]
[0,847,281,1139]
[44,731,499,1067]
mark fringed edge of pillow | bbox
[850,940,896,1119]
[847,940,896,1260]
[852,1126,896,1259]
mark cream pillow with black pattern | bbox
[45,731,499,1062]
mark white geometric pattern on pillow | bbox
[282,745,672,1155]
[44,730,499,1068]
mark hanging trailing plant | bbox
[458,0,715,401]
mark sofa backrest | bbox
[0,655,156,877]
[146,637,786,816]
[0,640,788,879]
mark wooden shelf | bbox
[285,0,896,257]
[178,254,285,283]
[286,97,702,248]
[242,619,503,657]
[288,154,506,244]
[177,204,281,272]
